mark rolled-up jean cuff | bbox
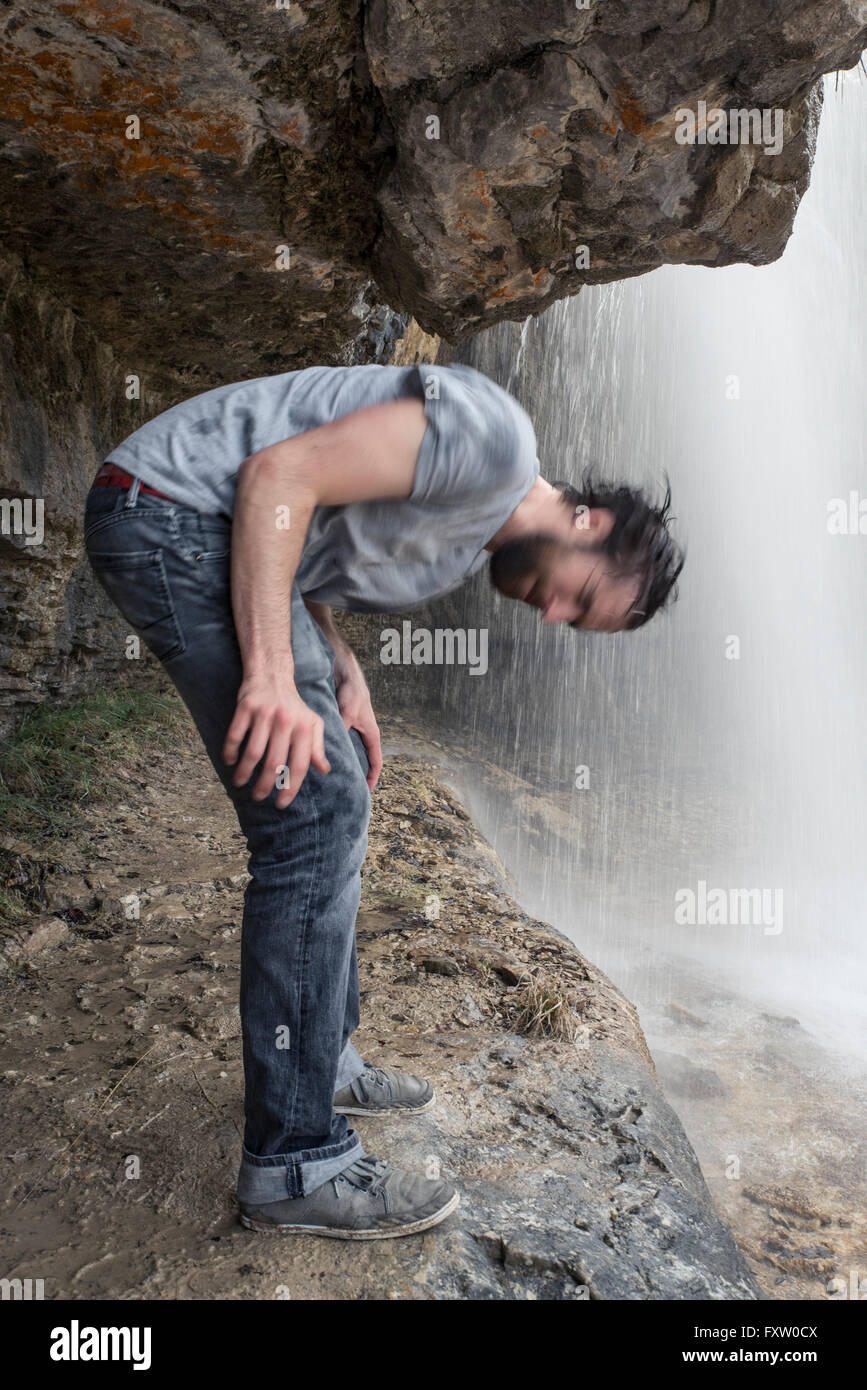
[335,1040,365,1091]
[238,1130,365,1203]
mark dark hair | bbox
[552,469,685,629]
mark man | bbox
[83,361,683,1240]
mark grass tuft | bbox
[505,972,585,1043]
[0,690,185,932]
[0,689,183,840]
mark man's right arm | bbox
[223,395,428,809]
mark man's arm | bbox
[302,599,346,653]
[222,395,427,808]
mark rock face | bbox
[0,0,409,393]
[1,0,865,387]
[0,241,421,733]
[0,247,159,730]
[0,717,760,1300]
[366,0,865,335]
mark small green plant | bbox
[0,880,34,928]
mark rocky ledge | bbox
[1,707,758,1299]
[1,2,865,384]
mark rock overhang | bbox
[0,0,865,385]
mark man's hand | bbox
[333,648,383,791]
[222,660,331,810]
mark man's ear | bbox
[574,505,615,539]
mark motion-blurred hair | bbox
[552,468,685,629]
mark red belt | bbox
[92,462,178,503]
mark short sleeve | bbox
[411,363,539,509]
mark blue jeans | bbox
[83,479,369,1200]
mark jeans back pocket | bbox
[88,548,186,663]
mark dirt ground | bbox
[0,716,626,1299]
[0,711,787,1300]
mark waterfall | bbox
[424,72,867,1273]
[435,71,867,1052]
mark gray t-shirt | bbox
[106,362,539,612]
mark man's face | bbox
[490,533,642,632]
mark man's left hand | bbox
[333,650,383,791]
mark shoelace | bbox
[348,1065,391,1103]
[361,1065,389,1090]
[331,1155,390,1200]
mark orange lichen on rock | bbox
[55,0,149,45]
[615,85,649,135]
[0,26,259,255]
[470,171,493,208]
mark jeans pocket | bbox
[348,726,371,779]
[173,514,233,599]
[88,548,186,663]
[196,518,232,553]
[83,505,126,544]
[291,592,335,686]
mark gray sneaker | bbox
[334,1063,435,1116]
[239,1154,459,1239]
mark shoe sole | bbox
[240,1189,459,1239]
[333,1092,437,1117]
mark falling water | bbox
[425,73,867,1290]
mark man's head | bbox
[489,471,685,631]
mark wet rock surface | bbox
[366,1,850,336]
[0,711,759,1300]
[378,720,867,1302]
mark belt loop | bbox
[124,476,141,508]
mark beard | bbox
[488,534,560,602]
